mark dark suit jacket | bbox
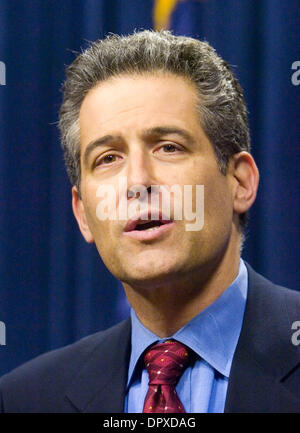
[0,264,299,413]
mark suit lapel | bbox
[225,264,300,412]
[224,336,275,412]
[65,318,131,413]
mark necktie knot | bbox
[144,340,190,386]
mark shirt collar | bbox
[127,258,248,386]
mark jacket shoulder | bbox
[0,319,130,412]
[225,264,300,412]
[245,263,300,323]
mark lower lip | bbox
[123,222,175,241]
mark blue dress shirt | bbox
[124,259,248,413]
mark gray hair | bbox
[59,29,250,228]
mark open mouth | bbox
[133,220,165,231]
[123,214,175,240]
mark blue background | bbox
[0,0,299,375]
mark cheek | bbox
[205,179,233,229]
[189,165,232,224]
[82,188,108,238]
[83,193,98,225]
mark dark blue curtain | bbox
[0,0,299,376]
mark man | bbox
[0,30,299,413]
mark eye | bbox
[162,144,177,152]
[156,143,183,154]
[95,154,122,167]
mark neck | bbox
[123,239,241,338]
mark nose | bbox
[126,147,155,197]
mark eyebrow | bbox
[83,134,120,168]
[83,126,196,168]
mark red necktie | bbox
[143,340,190,413]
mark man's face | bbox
[76,72,236,287]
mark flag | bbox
[153,0,204,31]
[153,0,179,30]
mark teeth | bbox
[145,226,160,231]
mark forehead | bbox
[79,72,201,141]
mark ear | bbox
[231,151,259,216]
[72,186,94,243]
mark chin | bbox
[118,259,192,289]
